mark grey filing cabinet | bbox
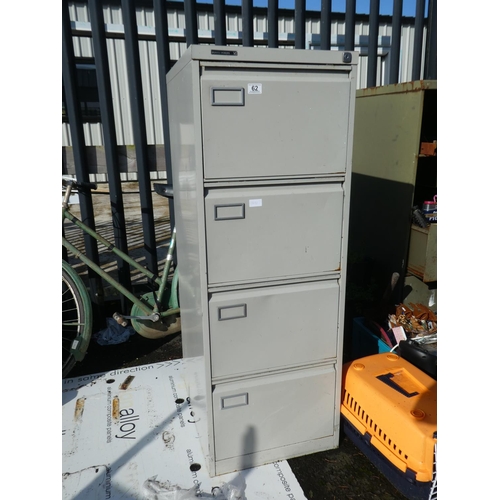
[167,45,358,476]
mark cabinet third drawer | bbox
[209,280,339,379]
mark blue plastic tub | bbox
[351,317,391,359]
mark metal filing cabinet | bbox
[167,45,358,476]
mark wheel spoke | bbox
[62,260,92,377]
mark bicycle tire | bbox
[62,260,93,378]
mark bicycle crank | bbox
[129,292,181,340]
[113,311,160,327]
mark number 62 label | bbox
[248,83,263,94]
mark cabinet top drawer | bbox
[200,69,353,180]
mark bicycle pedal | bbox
[112,312,129,327]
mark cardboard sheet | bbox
[62,359,307,499]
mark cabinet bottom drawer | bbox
[212,365,336,462]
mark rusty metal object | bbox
[119,375,135,390]
[112,396,120,420]
[419,141,437,156]
[74,397,86,421]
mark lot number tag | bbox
[248,83,262,94]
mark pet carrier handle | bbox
[376,373,419,398]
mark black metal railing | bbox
[62,0,437,306]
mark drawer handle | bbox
[214,203,245,221]
[218,304,247,321]
[211,87,245,106]
[221,393,249,409]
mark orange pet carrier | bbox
[341,353,437,499]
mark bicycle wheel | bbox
[62,260,93,378]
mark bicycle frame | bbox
[62,181,179,321]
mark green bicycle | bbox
[62,178,181,378]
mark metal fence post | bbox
[389,0,403,84]
[320,0,331,50]
[121,0,158,275]
[214,0,227,46]
[268,0,278,48]
[89,0,131,302]
[184,0,199,46]
[295,0,306,49]
[242,0,254,47]
[345,0,356,51]
[412,0,426,81]
[62,0,104,306]
[367,0,380,88]
[425,0,437,80]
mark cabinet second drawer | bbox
[209,280,339,379]
[204,183,344,285]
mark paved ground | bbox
[64,182,410,499]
